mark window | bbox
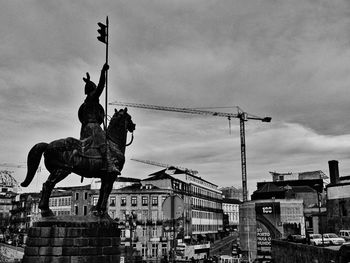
[75,193,79,200]
[152,226,157,237]
[110,197,116,207]
[121,197,126,206]
[142,244,147,257]
[75,205,79,215]
[131,196,137,206]
[83,206,87,216]
[151,243,158,257]
[142,196,148,206]
[152,196,158,206]
[84,192,88,200]
[93,197,98,206]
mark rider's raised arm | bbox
[94,63,109,98]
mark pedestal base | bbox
[22,215,121,263]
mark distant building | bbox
[239,169,330,262]
[0,170,20,230]
[327,160,350,232]
[253,172,326,236]
[97,167,223,261]
[91,177,141,191]
[10,192,40,230]
[222,198,241,230]
[240,199,304,263]
[220,186,243,201]
[50,185,91,216]
[270,170,327,182]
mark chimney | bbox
[328,160,340,185]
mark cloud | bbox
[2,0,350,196]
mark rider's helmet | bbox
[83,72,96,94]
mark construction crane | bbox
[109,101,271,202]
[0,163,43,173]
[131,158,199,175]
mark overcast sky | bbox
[2,0,350,197]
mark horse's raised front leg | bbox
[39,169,70,217]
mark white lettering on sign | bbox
[262,206,272,214]
[256,227,271,247]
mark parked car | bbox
[323,233,346,246]
[339,230,350,241]
[309,234,330,246]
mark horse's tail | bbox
[21,142,48,187]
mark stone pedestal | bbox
[22,216,121,263]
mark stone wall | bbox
[22,216,121,263]
[272,240,338,263]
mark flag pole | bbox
[105,16,109,130]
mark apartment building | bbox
[95,167,223,260]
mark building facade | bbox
[10,193,40,230]
[220,186,243,201]
[94,167,223,261]
[0,170,20,231]
[327,160,350,232]
[222,198,241,230]
[239,199,304,263]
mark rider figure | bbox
[78,63,119,174]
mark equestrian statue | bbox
[21,64,136,217]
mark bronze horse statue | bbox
[21,108,135,217]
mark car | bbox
[339,230,350,241]
[309,234,330,246]
[323,233,346,246]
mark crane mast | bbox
[110,101,271,202]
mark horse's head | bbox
[107,108,136,146]
[117,107,135,133]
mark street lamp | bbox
[314,184,324,246]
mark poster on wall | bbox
[255,202,281,263]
